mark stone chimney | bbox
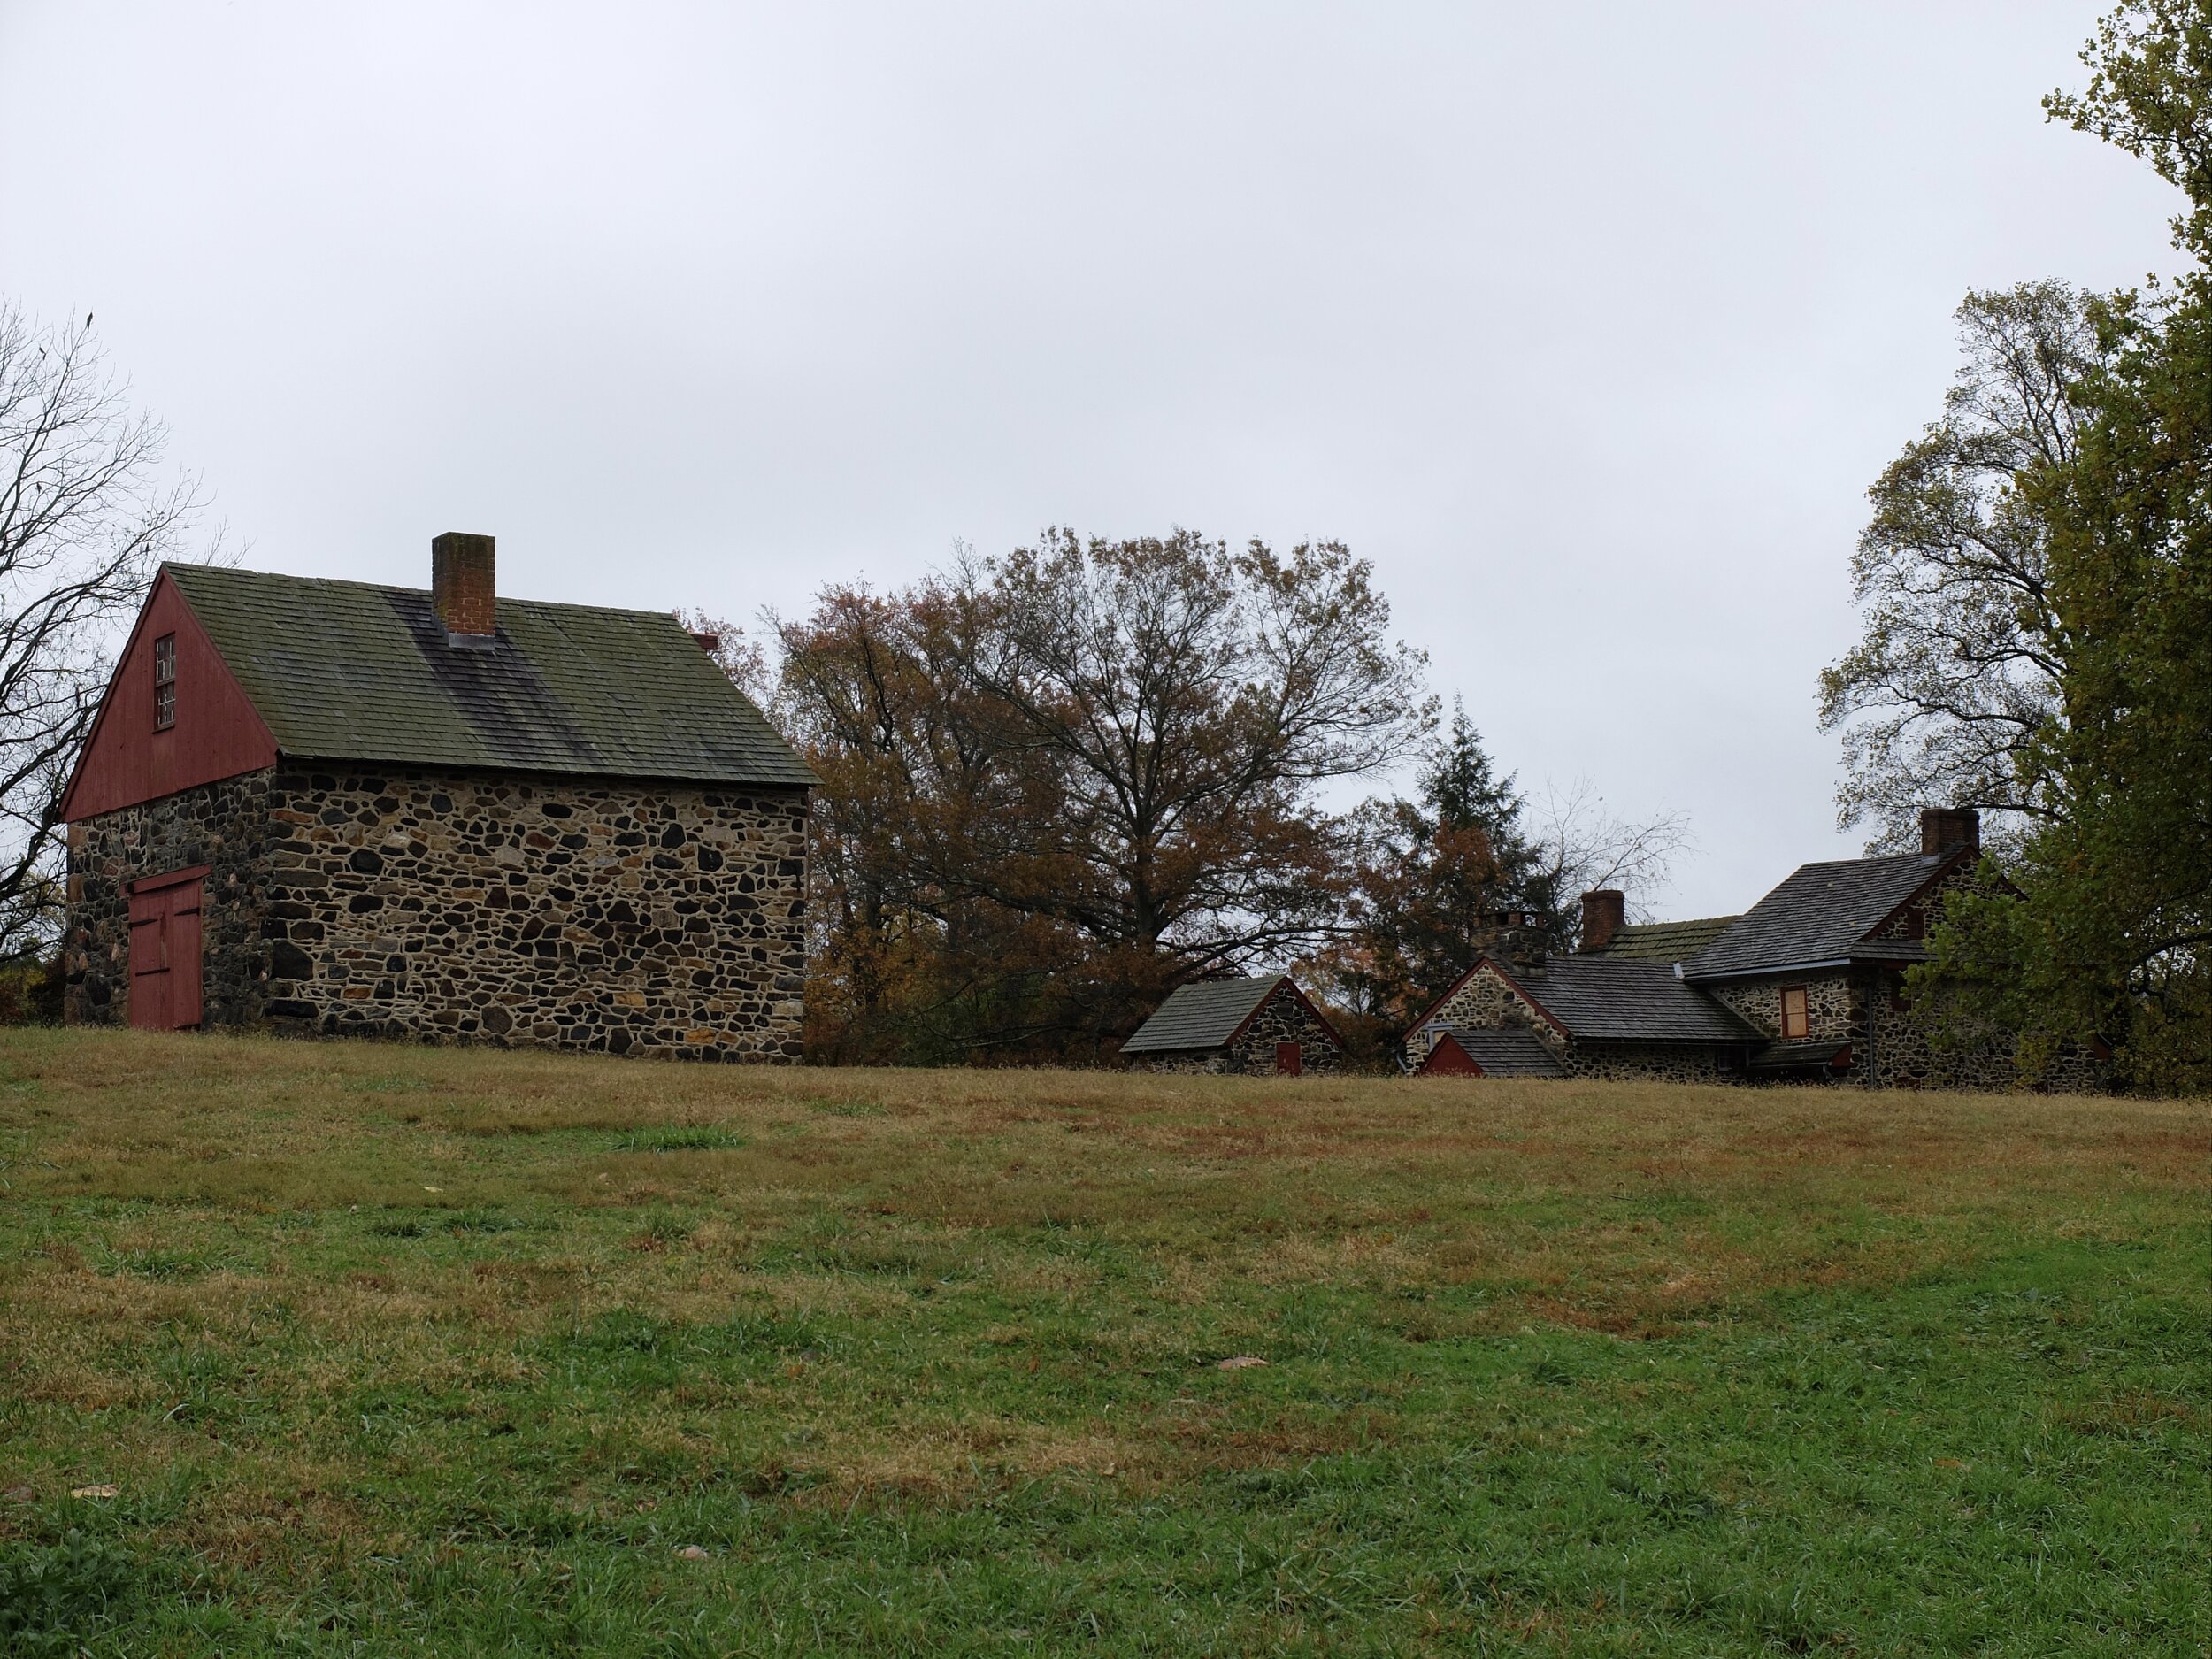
[432,532,497,641]
[1472,909,1550,972]
[1578,889,1625,954]
[1920,807,1980,857]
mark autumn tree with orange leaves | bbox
[770,530,1433,1063]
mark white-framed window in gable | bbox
[153,634,177,731]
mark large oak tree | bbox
[772,530,1433,1061]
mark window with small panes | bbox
[153,634,176,730]
[1779,985,1809,1041]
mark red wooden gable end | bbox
[1417,1033,1484,1076]
[60,570,279,822]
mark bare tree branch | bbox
[0,305,204,961]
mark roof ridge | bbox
[164,562,697,630]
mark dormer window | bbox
[153,634,176,730]
[1779,985,1809,1041]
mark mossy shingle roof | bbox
[1593,915,1739,963]
[1119,976,1286,1055]
[167,564,815,787]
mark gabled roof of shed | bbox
[1682,849,1963,980]
[1429,1026,1568,1078]
[1120,976,1291,1055]
[165,564,816,787]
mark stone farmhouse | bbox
[60,534,815,1060]
[1119,974,1344,1075]
[1409,809,2086,1088]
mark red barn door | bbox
[127,866,207,1030]
[1275,1041,1302,1076]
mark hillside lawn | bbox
[0,1031,2207,1655]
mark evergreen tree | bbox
[1317,704,1553,1025]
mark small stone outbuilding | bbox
[1119,975,1344,1075]
[59,534,816,1060]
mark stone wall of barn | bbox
[1424,963,1558,1045]
[66,762,809,1062]
[64,769,275,1029]
[1559,1041,1732,1084]
[1864,973,2107,1094]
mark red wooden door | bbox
[1275,1041,1302,1077]
[127,868,206,1030]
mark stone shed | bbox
[1118,974,1344,1075]
[59,534,816,1060]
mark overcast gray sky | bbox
[0,2,2182,917]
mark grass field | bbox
[0,1029,2207,1655]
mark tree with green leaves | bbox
[1902,1,2212,1091]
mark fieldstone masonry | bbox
[65,770,272,1030]
[1423,964,1731,1083]
[1707,973,1862,1046]
[1130,982,1343,1075]
[65,762,808,1060]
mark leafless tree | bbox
[0,306,202,961]
[1526,777,1691,935]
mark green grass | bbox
[0,1028,2206,1655]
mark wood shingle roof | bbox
[1592,915,1739,963]
[1507,956,1764,1043]
[1682,850,1964,980]
[1427,1026,1569,1077]
[166,564,816,787]
[1119,977,1287,1055]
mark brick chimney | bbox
[432,532,497,641]
[1578,889,1625,954]
[1919,807,1980,857]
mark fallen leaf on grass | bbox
[69,1484,119,1499]
[1217,1356,1269,1371]
[4,1485,35,1502]
[676,1545,710,1561]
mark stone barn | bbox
[1119,974,1344,1075]
[59,534,816,1060]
